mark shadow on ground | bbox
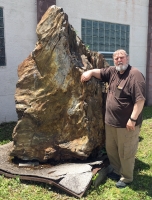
[130,158,152,198]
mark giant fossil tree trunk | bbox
[11,5,108,162]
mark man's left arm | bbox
[126,99,145,131]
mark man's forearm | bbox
[130,99,145,120]
[81,69,101,82]
[91,69,101,79]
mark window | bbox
[81,19,130,66]
[0,7,6,66]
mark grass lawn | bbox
[0,106,152,200]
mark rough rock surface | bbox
[11,5,108,162]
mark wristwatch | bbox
[129,117,137,122]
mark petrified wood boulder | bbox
[11,5,108,162]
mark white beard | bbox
[115,64,128,72]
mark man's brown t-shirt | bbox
[100,65,146,128]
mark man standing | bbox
[81,49,145,188]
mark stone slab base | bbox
[0,142,109,198]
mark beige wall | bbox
[0,0,37,122]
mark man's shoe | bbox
[116,180,129,188]
[107,172,121,181]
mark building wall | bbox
[0,0,149,123]
[0,0,37,122]
[56,0,149,76]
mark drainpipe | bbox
[146,0,152,105]
[37,0,56,23]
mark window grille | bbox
[81,19,130,66]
